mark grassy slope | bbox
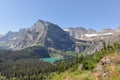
[47,50,120,80]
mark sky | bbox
[0,0,120,34]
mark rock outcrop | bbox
[0,34,3,38]
[64,27,88,40]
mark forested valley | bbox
[0,41,120,80]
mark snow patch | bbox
[64,29,69,32]
[84,34,98,37]
[12,37,17,40]
[84,33,113,37]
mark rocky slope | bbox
[64,27,97,40]
[0,34,3,38]
[64,27,120,41]
[0,31,19,42]
[0,20,75,51]
[64,27,120,54]
[64,27,89,40]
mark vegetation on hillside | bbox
[0,41,120,80]
[47,41,120,80]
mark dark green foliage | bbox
[79,54,84,63]
[103,41,107,52]
[81,41,120,70]
[0,45,76,79]
[82,60,94,70]
[75,53,79,64]
[55,58,75,73]
[0,59,55,77]
[0,46,52,79]
[0,46,50,62]
[58,61,65,72]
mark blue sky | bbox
[0,0,120,34]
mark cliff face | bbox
[64,27,120,54]
[0,34,3,38]
[0,20,74,51]
[64,27,120,41]
[0,31,19,41]
[64,27,88,40]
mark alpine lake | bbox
[41,58,63,64]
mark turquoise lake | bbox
[41,58,63,64]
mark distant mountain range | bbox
[64,27,120,41]
[1,19,120,54]
[64,27,120,54]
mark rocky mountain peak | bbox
[37,19,51,24]
[87,28,96,34]
[30,19,48,32]
[75,27,87,30]
[30,19,60,32]
[101,29,113,33]
[0,19,74,51]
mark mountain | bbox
[0,31,19,42]
[0,34,3,38]
[0,34,3,41]
[64,27,120,41]
[1,20,120,80]
[0,19,75,51]
[2,20,120,54]
[64,27,120,54]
